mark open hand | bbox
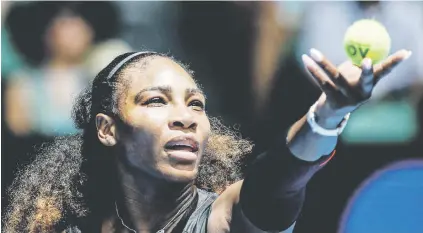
[301,48,412,119]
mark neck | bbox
[113,161,196,232]
[47,55,81,69]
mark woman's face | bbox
[115,57,210,182]
[47,13,93,62]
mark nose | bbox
[169,105,197,131]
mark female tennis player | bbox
[3,48,411,233]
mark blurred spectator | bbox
[250,1,305,116]
[4,2,121,137]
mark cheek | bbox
[120,108,170,167]
[124,106,170,147]
[126,107,169,129]
[199,117,211,145]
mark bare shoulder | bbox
[207,180,243,233]
[207,180,295,233]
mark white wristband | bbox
[306,102,350,137]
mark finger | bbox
[309,48,351,92]
[301,54,338,96]
[374,50,412,83]
[359,58,374,88]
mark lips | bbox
[164,136,199,153]
[164,136,199,163]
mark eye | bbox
[143,97,166,107]
[189,100,205,111]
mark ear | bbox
[96,113,118,146]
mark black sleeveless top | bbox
[182,189,218,233]
[65,188,218,233]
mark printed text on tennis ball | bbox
[346,45,369,58]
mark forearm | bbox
[287,110,345,162]
[239,109,345,231]
[237,39,407,232]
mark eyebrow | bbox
[134,85,206,103]
[186,88,206,99]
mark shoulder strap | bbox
[183,189,218,233]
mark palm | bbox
[302,48,411,113]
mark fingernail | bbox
[362,58,372,70]
[404,51,412,60]
[310,48,323,62]
[302,54,313,65]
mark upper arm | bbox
[208,181,295,233]
[5,74,32,135]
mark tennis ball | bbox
[343,19,391,65]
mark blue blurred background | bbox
[2,1,423,232]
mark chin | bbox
[163,166,199,183]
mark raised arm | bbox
[213,49,411,233]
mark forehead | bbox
[122,57,198,92]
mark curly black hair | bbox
[3,52,253,232]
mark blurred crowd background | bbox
[2,1,423,232]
